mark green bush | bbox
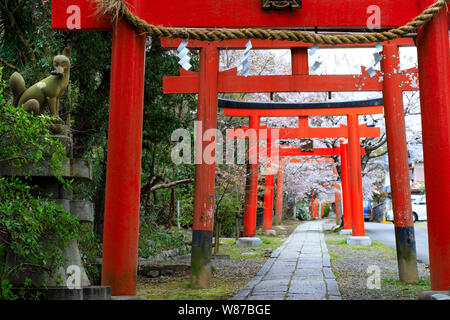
[323,203,330,218]
[78,227,102,285]
[138,219,186,258]
[0,177,80,299]
[296,200,311,221]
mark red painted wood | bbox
[335,191,342,223]
[274,160,285,224]
[416,0,450,291]
[289,157,335,163]
[347,113,365,236]
[291,47,309,75]
[52,0,111,30]
[309,194,314,218]
[279,146,365,157]
[263,173,275,231]
[262,129,274,231]
[101,8,147,296]
[339,142,352,231]
[52,0,422,30]
[313,198,318,219]
[381,44,414,228]
[244,116,260,237]
[228,125,379,139]
[164,68,420,94]
[193,47,219,232]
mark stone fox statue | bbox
[9,48,71,123]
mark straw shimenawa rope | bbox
[93,0,448,44]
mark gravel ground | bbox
[325,230,431,300]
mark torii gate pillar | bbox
[262,131,275,232]
[381,43,419,283]
[274,160,285,225]
[339,142,353,234]
[243,116,260,237]
[101,12,146,296]
[346,114,371,245]
[191,46,220,288]
[416,0,450,291]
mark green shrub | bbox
[323,203,330,218]
[78,227,102,285]
[138,219,186,258]
[296,200,311,221]
[0,177,80,299]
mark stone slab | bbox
[252,279,290,294]
[236,237,262,247]
[247,294,286,300]
[347,236,372,246]
[261,230,277,236]
[325,279,340,296]
[289,279,326,295]
[286,293,326,300]
[323,267,336,280]
[294,267,324,278]
[418,290,450,300]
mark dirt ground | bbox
[325,229,431,300]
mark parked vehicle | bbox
[363,199,372,221]
[385,195,427,222]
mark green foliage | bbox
[78,227,102,285]
[323,203,330,218]
[296,199,311,221]
[138,219,186,258]
[0,177,80,298]
[216,193,240,237]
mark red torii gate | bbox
[225,111,376,238]
[52,0,450,294]
[278,144,365,229]
[222,101,382,243]
[287,156,339,219]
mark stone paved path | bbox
[233,219,341,300]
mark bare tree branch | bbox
[148,178,194,192]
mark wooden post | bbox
[243,116,260,237]
[101,8,146,296]
[340,142,353,231]
[416,0,450,291]
[274,160,285,225]
[381,42,418,283]
[190,46,219,289]
[347,114,365,237]
[262,130,275,231]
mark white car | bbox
[385,195,427,222]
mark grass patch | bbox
[326,233,394,253]
[328,251,340,262]
[326,239,348,246]
[381,276,431,297]
[137,277,243,300]
[217,236,285,260]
